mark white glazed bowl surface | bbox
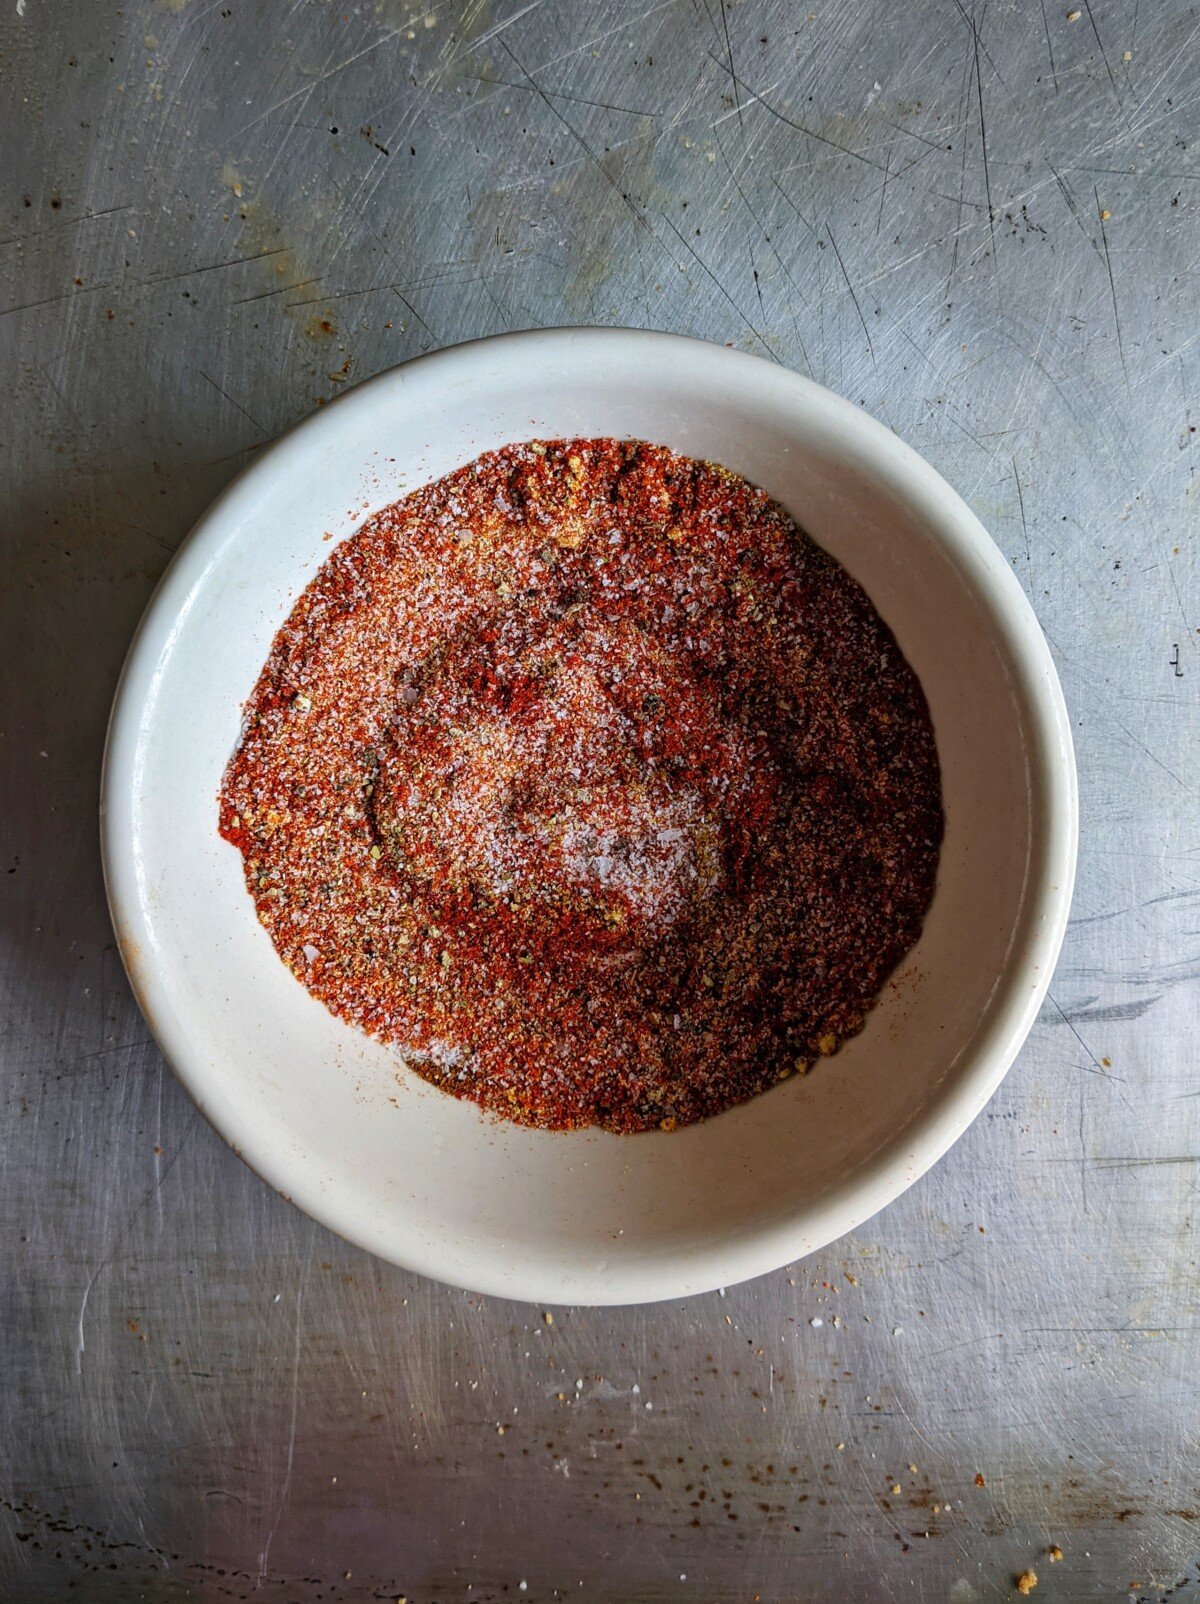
[102,330,1076,1304]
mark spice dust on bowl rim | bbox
[102,329,1077,1305]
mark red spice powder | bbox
[220,439,942,1133]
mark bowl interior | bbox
[104,331,1074,1303]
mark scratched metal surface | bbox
[1,1,1198,1599]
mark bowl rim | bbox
[101,327,1078,1303]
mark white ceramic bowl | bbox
[102,329,1076,1304]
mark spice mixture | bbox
[220,439,942,1133]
